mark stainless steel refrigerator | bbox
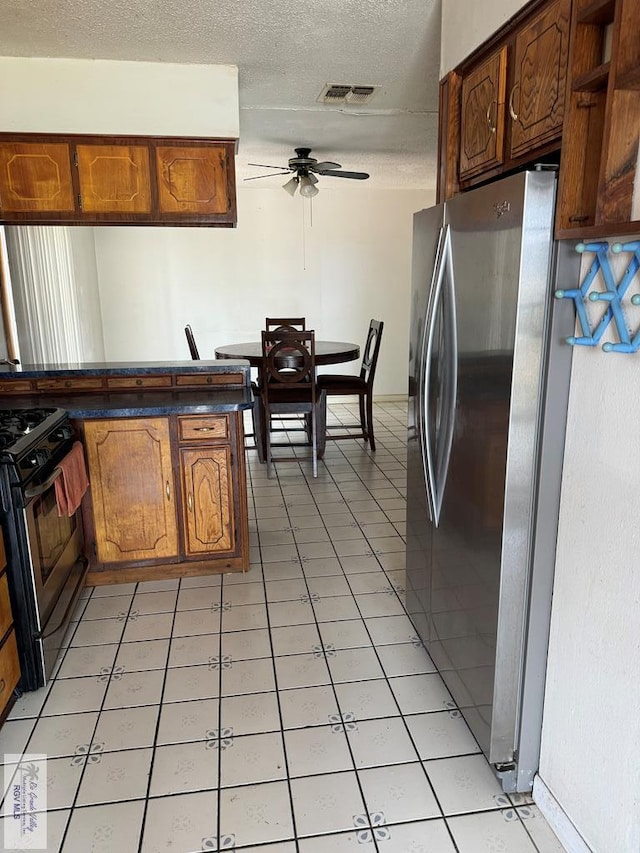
[406,169,578,793]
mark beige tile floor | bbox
[0,402,566,852]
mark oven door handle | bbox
[35,556,88,640]
[24,467,62,500]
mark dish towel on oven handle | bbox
[54,440,90,517]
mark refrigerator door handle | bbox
[422,225,448,525]
[435,229,458,521]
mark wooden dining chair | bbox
[260,329,324,478]
[318,319,383,451]
[265,317,306,333]
[184,324,200,360]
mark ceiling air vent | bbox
[318,84,378,105]
[345,86,376,105]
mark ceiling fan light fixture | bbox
[299,176,319,198]
[282,176,299,196]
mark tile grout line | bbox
[277,452,382,852]
[243,454,301,852]
[56,581,141,849]
[133,578,183,853]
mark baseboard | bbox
[533,775,594,853]
[329,395,408,404]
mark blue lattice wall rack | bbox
[555,241,640,353]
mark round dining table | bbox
[215,340,360,464]
[214,340,360,366]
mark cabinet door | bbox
[84,418,178,564]
[156,145,231,215]
[459,47,508,180]
[508,0,570,159]
[76,143,152,214]
[180,447,235,556]
[0,141,75,213]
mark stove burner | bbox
[0,408,58,442]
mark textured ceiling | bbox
[0,0,442,188]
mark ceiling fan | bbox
[244,147,370,197]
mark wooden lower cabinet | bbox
[180,447,235,556]
[82,413,248,581]
[83,418,179,565]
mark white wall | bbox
[92,186,432,397]
[0,57,239,137]
[539,246,640,853]
[440,0,528,74]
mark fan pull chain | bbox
[302,196,307,271]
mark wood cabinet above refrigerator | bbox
[0,133,237,227]
[438,0,571,200]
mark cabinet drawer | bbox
[0,380,33,394]
[175,373,245,387]
[35,377,104,392]
[178,415,229,442]
[0,630,20,711]
[0,574,12,640]
[106,376,172,391]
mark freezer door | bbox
[406,205,444,644]
[428,172,557,767]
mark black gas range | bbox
[0,407,87,690]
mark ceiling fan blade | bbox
[312,161,341,171]
[316,170,370,180]
[247,163,289,170]
[243,172,291,181]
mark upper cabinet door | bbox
[459,47,508,181]
[508,0,571,160]
[76,143,152,214]
[156,144,231,215]
[0,141,75,213]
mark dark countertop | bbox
[0,389,254,417]
[0,360,254,417]
[0,359,250,378]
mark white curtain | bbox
[6,226,84,364]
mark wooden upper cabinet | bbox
[76,143,152,214]
[180,447,235,556]
[156,145,230,215]
[0,133,236,226]
[83,418,179,564]
[0,141,75,213]
[459,47,508,180]
[508,0,571,159]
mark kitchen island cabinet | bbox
[0,360,253,584]
[83,417,179,565]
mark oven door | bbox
[23,466,87,683]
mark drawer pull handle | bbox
[166,480,171,501]
[65,380,72,387]
[136,379,143,386]
[0,678,5,695]
[508,83,519,121]
[194,427,217,432]
[206,377,213,384]
[486,101,497,134]
[188,493,193,512]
